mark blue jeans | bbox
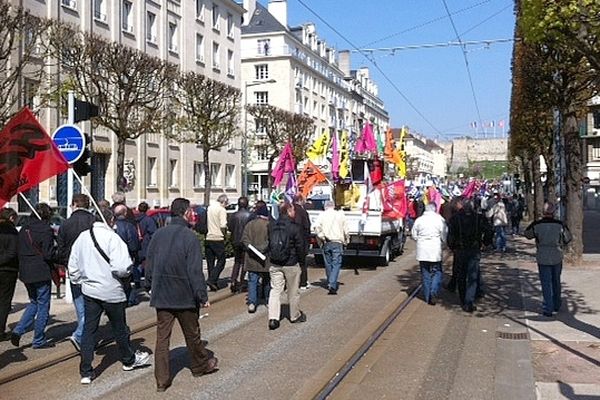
[80,295,135,377]
[71,283,85,344]
[14,280,51,347]
[419,261,442,302]
[247,271,270,306]
[495,226,506,251]
[323,242,343,290]
[538,263,562,314]
[456,249,481,306]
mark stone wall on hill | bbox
[447,137,508,172]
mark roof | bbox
[241,2,287,35]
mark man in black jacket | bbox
[0,208,18,341]
[57,194,96,351]
[447,198,493,313]
[226,196,252,293]
[146,198,217,392]
[293,194,311,289]
[267,202,306,330]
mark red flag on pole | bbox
[0,108,70,208]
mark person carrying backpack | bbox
[267,202,306,330]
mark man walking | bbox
[524,202,572,317]
[242,204,271,313]
[448,199,493,313]
[487,194,508,252]
[205,194,229,291]
[293,194,311,289]
[267,203,306,330]
[146,198,217,392]
[68,208,149,384]
[114,204,141,306]
[57,194,96,351]
[411,203,448,305]
[227,196,252,293]
[0,208,18,341]
[314,201,349,295]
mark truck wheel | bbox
[382,247,390,266]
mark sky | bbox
[269,0,516,141]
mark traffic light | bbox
[73,134,92,177]
[74,99,99,123]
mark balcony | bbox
[61,0,77,11]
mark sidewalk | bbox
[513,234,600,399]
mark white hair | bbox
[425,203,437,213]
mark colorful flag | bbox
[0,108,70,208]
[427,185,442,213]
[397,127,408,178]
[339,130,350,179]
[297,160,328,198]
[331,130,339,180]
[470,121,477,128]
[306,130,330,162]
[354,123,378,154]
[382,180,407,219]
[498,120,505,128]
[271,142,296,187]
[384,128,401,166]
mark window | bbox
[168,22,179,53]
[257,145,269,161]
[193,162,205,187]
[146,12,157,43]
[212,42,220,69]
[227,13,234,38]
[195,33,204,62]
[94,0,107,22]
[61,0,78,11]
[169,159,178,187]
[210,163,221,187]
[23,80,38,109]
[196,0,205,21]
[122,1,134,34]
[225,165,236,188]
[255,91,268,105]
[212,4,220,30]
[257,39,270,56]
[594,110,600,129]
[255,64,269,80]
[227,50,234,76]
[255,119,267,135]
[147,157,157,187]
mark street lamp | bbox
[243,78,277,197]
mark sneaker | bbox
[291,311,307,323]
[122,350,151,371]
[300,283,311,290]
[268,319,280,330]
[247,303,256,313]
[80,376,93,385]
[327,288,338,295]
[69,336,81,352]
[33,341,56,349]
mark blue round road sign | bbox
[52,124,86,164]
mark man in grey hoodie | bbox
[524,202,572,317]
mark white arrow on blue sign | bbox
[52,124,86,164]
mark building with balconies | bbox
[583,96,600,208]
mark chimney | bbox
[338,50,351,77]
[242,0,256,26]
[268,0,288,28]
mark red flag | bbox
[0,108,70,207]
[382,180,407,219]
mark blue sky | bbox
[275,0,515,140]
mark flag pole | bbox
[72,170,108,225]
[18,192,41,220]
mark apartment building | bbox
[399,130,447,186]
[583,96,600,208]
[241,0,389,200]
[10,0,244,211]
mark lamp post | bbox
[243,79,276,197]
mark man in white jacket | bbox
[68,207,150,385]
[412,203,448,305]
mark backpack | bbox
[194,206,208,235]
[269,220,291,264]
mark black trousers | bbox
[0,270,18,333]
[205,241,226,286]
[299,240,309,287]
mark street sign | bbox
[52,124,86,164]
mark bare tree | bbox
[0,3,50,126]
[247,104,314,190]
[171,71,241,205]
[49,24,178,191]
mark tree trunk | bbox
[116,138,126,192]
[544,153,556,203]
[532,155,544,220]
[522,157,534,221]
[203,148,212,206]
[562,111,583,263]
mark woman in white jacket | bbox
[411,203,448,305]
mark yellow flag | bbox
[397,127,407,178]
[339,130,350,179]
[306,129,330,162]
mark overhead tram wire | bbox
[352,38,514,54]
[459,3,514,37]
[294,0,445,138]
[441,0,484,132]
[361,0,493,48]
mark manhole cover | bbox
[496,331,530,340]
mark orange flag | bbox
[384,128,401,165]
[297,160,327,197]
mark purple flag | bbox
[271,142,296,187]
[331,131,339,180]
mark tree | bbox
[171,71,241,205]
[49,24,178,192]
[246,104,314,191]
[0,3,50,126]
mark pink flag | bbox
[331,131,339,180]
[427,186,442,213]
[354,123,377,154]
[271,142,296,187]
